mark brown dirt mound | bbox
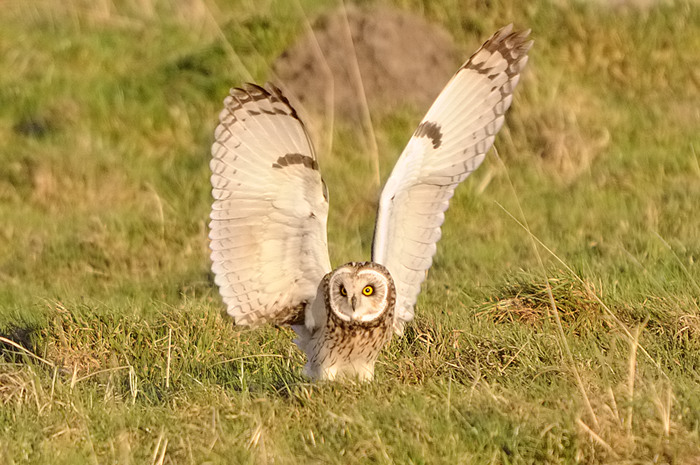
[272,6,459,122]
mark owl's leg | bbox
[352,361,375,381]
[318,365,338,381]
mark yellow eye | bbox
[340,286,347,296]
[362,285,374,296]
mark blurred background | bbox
[1,0,698,314]
[0,0,699,463]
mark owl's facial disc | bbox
[329,266,390,323]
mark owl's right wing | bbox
[209,84,332,326]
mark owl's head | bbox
[325,262,396,324]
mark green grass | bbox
[1,0,700,463]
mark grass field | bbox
[1,0,700,463]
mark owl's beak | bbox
[351,295,357,311]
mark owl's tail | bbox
[292,325,322,378]
[291,324,312,353]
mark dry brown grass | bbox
[477,273,605,333]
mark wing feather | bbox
[209,84,332,326]
[372,25,532,334]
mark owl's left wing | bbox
[372,25,532,334]
[210,84,332,326]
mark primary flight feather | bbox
[209,24,532,380]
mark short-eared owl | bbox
[209,25,532,380]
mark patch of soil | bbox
[272,6,459,122]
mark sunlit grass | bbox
[1,0,699,463]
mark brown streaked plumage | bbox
[209,25,532,380]
[293,262,396,380]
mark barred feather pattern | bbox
[209,84,332,326]
[372,24,532,334]
[208,25,531,380]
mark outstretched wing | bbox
[210,84,332,326]
[372,25,532,334]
